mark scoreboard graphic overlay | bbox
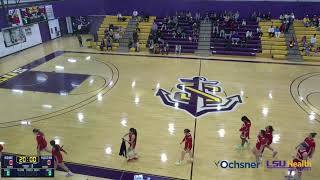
[1,155,54,178]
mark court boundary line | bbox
[0,52,120,128]
[1,152,188,180]
[63,50,320,67]
[290,72,320,123]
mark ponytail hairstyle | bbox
[32,128,42,135]
[184,129,191,134]
[49,140,59,151]
[129,128,137,144]
[310,132,317,138]
[267,125,274,133]
[241,116,250,123]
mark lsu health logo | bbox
[156,76,242,117]
[266,160,312,171]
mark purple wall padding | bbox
[50,0,320,19]
[38,21,51,42]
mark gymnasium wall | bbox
[0,24,42,57]
[49,0,320,19]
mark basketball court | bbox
[0,37,318,180]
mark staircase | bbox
[195,20,212,56]
[118,18,139,52]
[285,24,303,61]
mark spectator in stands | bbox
[186,11,192,21]
[219,26,225,38]
[152,22,158,33]
[251,12,257,21]
[181,29,186,39]
[161,19,167,31]
[133,30,139,45]
[114,31,120,43]
[212,21,219,37]
[279,23,286,33]
[132,10,138,19]
[314,47,319,56]
[135,40,140,52]
[77,34,83,47]
[246,30,252,39]
[148,39,154,53]
[290,12,295,23]
[256,13,261,22]
[204,13,210,23]
[301,35,307,47]
[100,39,105,51]
[128,37,133,49]
[266,12,271,21]
[310,34,317,47]
[106,36,113,51]
[256,27,263,37]
[305,45,311,56]
[234,11,240,22]
[241,36,247,48]
[225,28,232,39]
[177,26,182,38]
[231,32,240,45]
[195,11,201,22]
[241,19,246,26]
[274,26,281,38]
[279,14,284,22]
[162,42,169,55]
[268,25,275,37]
[175,44,181,55]
[117,12,122,22]
[303,16,310,27]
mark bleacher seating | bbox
[210,21,261,56]
[259,20,288,60]
[153,17,199,53]
[294,20,320,61]
[96,16,132,51]
[129,16,156,52]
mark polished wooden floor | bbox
[0,37,319,180]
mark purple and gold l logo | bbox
[156,77,243,117]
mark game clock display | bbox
[1,155,55,178]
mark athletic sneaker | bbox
[272,151,278,158]
[65,172,74,177]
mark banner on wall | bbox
[20,5,47,25]
[71,16,90,34]
[45,5,55,20]
[2,26,26,47]
[8,9,23,26]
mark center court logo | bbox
[156,76,243,117]
[215,160,260,169]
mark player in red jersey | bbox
[49,140,73,177]
[289,143,309,180]
[262,125,278,157]
[252,130,267,163]
[176,129,193,165]
[123,128,138,161]
[238,116,251,149]
[33,129,50,155]
[303,133,316,158]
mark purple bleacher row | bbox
[152,17,262,56]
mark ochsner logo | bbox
[215,160,260,169]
